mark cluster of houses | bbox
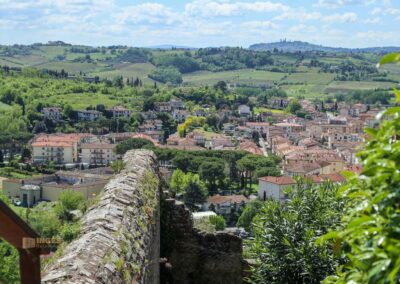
[41,105,132,122]
[190,100,381,223]
[2,96,383,220]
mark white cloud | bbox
[115,3,180,25]
[356,31,395,41]
[185,0,289,17]
[363,17,381,24]
[274,10,322,21]
[242,21,278,30]
[323,12,358,23]
[315,0,375,8]
[289,24,317,33]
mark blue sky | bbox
[0,0,399,47]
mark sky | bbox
[0,0,400,48]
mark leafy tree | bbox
[209,215,226,231]
[321,53,400,284]
[115,138,154,155]
[0,239,19,284]
[237,156,257,189]
[169,169,189,195]
[20,148,31,161]
[55,190,85,222]
[113,76,124,88]
[171,153,193,172]
[152,54,200,73]
[286,99,302,114]
[214,81,228,93]
[184,179,208,207]
[237,200,264,232]
[255,167,281,179]
[199,160,225,195]
[248,180,345,284]
[0,150,3,164]
[149,67,183,84]
[111,160,126,174]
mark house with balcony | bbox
[81,142,117,166]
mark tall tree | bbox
[199,160,225,195]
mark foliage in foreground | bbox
[209,215,226,231]
[248,181,346,284]
[319,53,400,284]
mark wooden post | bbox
[19,248,41,284]
[0,200,44,283]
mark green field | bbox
[34,92,119,109]
[183,69,287,86]
[33,61,100,73]
[253,107,286,114]
[90,63,155,83]
[325,81,396,93]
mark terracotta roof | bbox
[207,194,249,205]
[258,176,295,185]
[32,141,74,147]
[259,174,346,185]
[306,173,346,183]
[285,162,322,173]
[246,122,269,127]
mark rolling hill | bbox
[249,40,400,53]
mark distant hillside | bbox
[249,41,400,53]
[145,44,195,50]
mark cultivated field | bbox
[183,69,287,86]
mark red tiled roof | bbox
[32,141,74,147]
[258,176,295,185]
[207,194,249,205]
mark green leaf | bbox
[316,231,339,245]
[347,216,373,229]
[394,89,400,103]
[379,53,400,66]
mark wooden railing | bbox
[0,200,47,284]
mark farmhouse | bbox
[41,107,62,121]
[77,110,103,121]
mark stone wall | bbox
[42,149,161,284]
[161,199,244,284]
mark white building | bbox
[80,142,117,165]
[172,110,189,122]
[41,107,62,121]
[32,141,76,164]
[238,105,251,117]
[258,176,296,202]
[203,194,249,215]
[77,110,102,121]
[111,106,131,118]
[258,174,346,202]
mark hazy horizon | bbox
[1,0,400,48]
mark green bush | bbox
[320,52,400,284]
[248,180,345,284]
[209,215,226,231]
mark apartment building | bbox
[81,142,117,165]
